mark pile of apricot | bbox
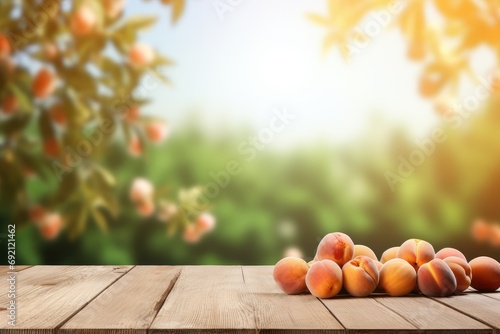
[273,232,500,298]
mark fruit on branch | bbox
[70,5,97,36]
[103,0,126,19]
[0,34,11,57]
[32,68,57,99]
[43,137,60,157]
[196,212,216,233]
[128,135,143,156]
[137,199,155,217]
[129,43,155,68]
[1,95,17,114]
[49,103,67,125]
[146,121,169,143]
[40,213,63,240]
[124,105,140,123]
[129,178,154,203]
[183,223,201,243]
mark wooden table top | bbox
[0,265,499,333]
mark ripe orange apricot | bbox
[0,34,11,57]
[353,244,378,261]
[418,258,457,297]
[435,247,467,261]
[315,232,354,267]
[379,258,416,296]
[1,95,17,114]
[183,224,201,243]
[129,43,155,68]
[443,256,471,293]
[273,257,310,295]
[71,5,97,36]
[49,103,67,125]
[469,256,500,292]
[146,121,168,143]
[342,256,379,297]
[43,137,59,157]
[196,212,216,233]
[40,213,63,240]
[33,68,57,99]
[306,259,342,298]
[397,238,435,271]
[380,246,399,264]
[103,0,126,19]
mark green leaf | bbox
[91,207,108,232]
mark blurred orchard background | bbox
[1,0,500,265]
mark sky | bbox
[125,0,495,146]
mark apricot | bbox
[128,135,142,156]
[124,105,140,123]
[103,0,126,19]
[379,258,416,296]
[471,219,490,242]
[273,257,309,295]
[129,178,154,203]
[40,213,63,240]
[0,34,11,57]
[469,256,500,292]
[50,103,67,125]
[196,212,216,233]
[183,224,201,244]
[146,121,168,143]
[43,137,59,157]
[397,238,435,271]
[353,244,377,261]
[71,5,96,36]
[435,247,467,261]
[490,224,500,246]
[129,43,155,68]
[380,246,399,264]
[33,68,56,99]
[417,258,457,297]
[443,256,471,293]
[315,232,354,267]
[306,259,342,298]
[342,256,379,297]
[43,43,58,60]
[2,95,17,114]
[136,199,154,217]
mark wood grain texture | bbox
[149,266,255,334]
[60,266,181,334]
[242,266,344,333]
[375,295,493,333]
[320,294,416,333]
[431,292,500,332]
[0,266,132,334]
[481,291,500,301]
[0,265,33,277]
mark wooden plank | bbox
[376,295,493,333]
[0,265,33,277]
[60,266,181,334]
[320,295,417,333]
[150,266,254,333]
[480,291,500,301]
[432,292,500,332]
[242,266,344,333]
[0,266,132,334]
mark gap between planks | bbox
[53,266,137,334]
